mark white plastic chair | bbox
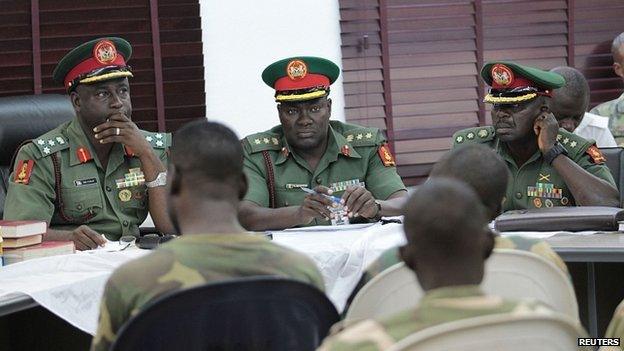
[387,312,585,351]
[345,249,578,322]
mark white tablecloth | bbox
[0,222,407,335]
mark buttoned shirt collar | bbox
[66,118,125,172]
[275,124,361,167]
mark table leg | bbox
[587,262,598,337]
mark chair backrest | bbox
[387,312,584,351]
[111,276,340,351]
[0,94,75,217]
[345,249,578,322]
[599,147,624,207]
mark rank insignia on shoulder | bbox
[586,145,606,164]
[14,160,34,185]
[378,143,396,167]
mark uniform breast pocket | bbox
[61,186,104,220]
[275,188,306,207]
[119,186,148,210]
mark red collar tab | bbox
[63,40,127,89]
[124,146,135,157]
[76,147,92,163]
[341,145,351,157]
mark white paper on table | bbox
[0,249,149,335]
[279,223,377,232]
[273,221,406,312]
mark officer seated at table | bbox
[452,62,618,210]
[3,37,174,250]
[239,57,407,230]
[318,178,553,351]
[91,120,324,351]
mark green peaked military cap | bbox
[480,61,565,104]
[52,37,133,91]
[262,56,340,102]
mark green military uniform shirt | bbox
[344,235,568,314]
[590,93,624,146]
[91,233,325,351]
[320,285,552,351]
[452,126,616,211]
[3,118,171,240]
[242,121,406,226]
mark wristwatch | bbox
[543,142,568,165]
[145,171,167,188]
[370,200,383,222]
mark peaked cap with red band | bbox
[262,56,340,102]
[52,37,133,91]
[481,61,565,104]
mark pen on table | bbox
[300,187,342,204]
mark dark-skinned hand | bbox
[341,185,379,219]
[68,225,106,251]
[297,185,338,224]
[533,111,559,154]
[92,113,152,156]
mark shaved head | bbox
[549,66,590,132]
[430,144,509,220]
[401,178,494,290]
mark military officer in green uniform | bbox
[590,32,624,145]
[91,121,324,351]
[3,37,174,249]
[239,57,407,230]
[452,61,618,211]
[319,179,558,351]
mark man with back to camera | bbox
[453,61,618,210]
[3,37,175,249]
[238,56,407,230]
[344,144,568,313]
[590,32,624,145]
[549,66,616,147]
[318,178,555,350]
[91,120,325,350]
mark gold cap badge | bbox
[93,39,118,65]
[286,59,307,81]
[491,64,514,87]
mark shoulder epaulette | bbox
[556,129,593,158]
[141,130,171,149]
[343,127,382,147]
[244,132,282,154]
[452,126,495,146]
[32,134,70,159]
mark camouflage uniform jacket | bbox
[452,126,615,211]
[3,118,170,240]
[605,298,624,345]
[242,120,406,226]
[91,233,325,351]
[590,93,624,146]
[344,235,568,314]
[319,285,552,351]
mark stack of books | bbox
[0,220,74,265]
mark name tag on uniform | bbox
[74,178,98,187]
[285,183,308,189]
